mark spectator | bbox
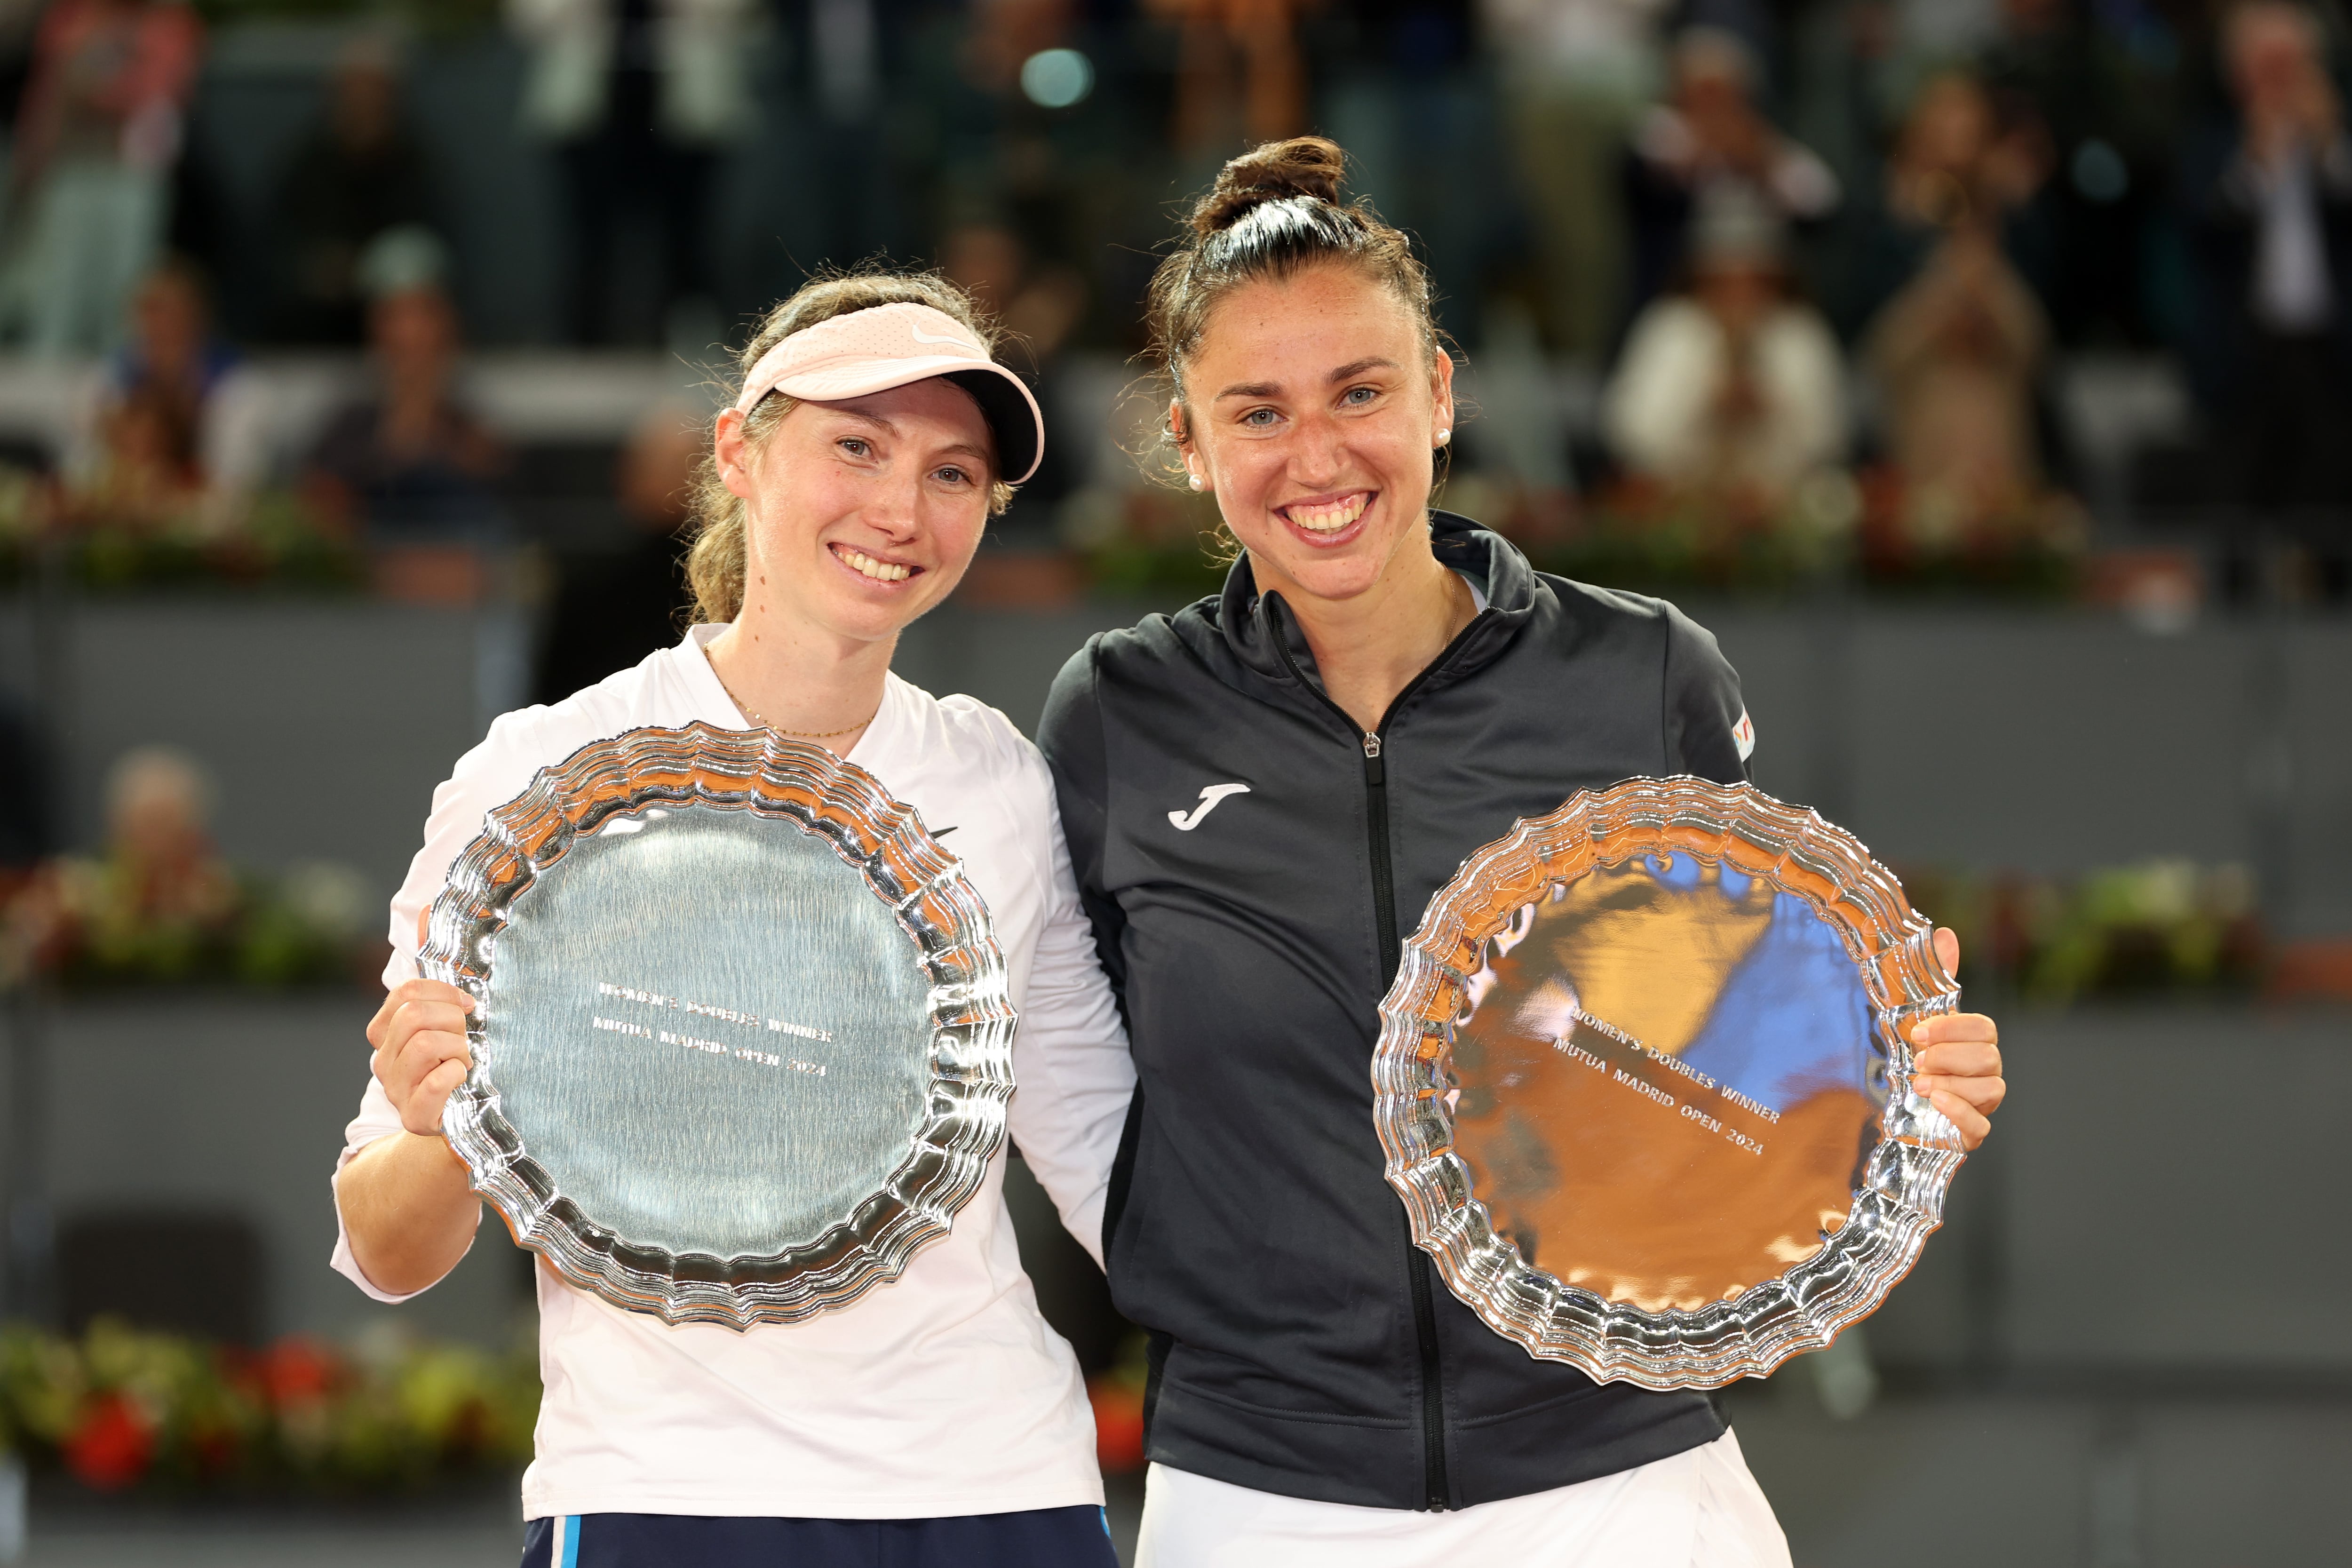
[1835,68,2064,549]
[2180,1,2352,536]
[0,0,42,133]
[1316,0,1488,337]
[96,744,232,932]
[1977,0,2180,343]
[270,35,436,345]
[67,259,270,520]
[776,0,901,278]
[1605,189,1847,503]
[508,0,757,345]
[1482,0,1674,356]
[1837,67,2050,337]
[533,403,698,702]
[1150,0,1318,159]
[941,219,1087,368]
[1866,206,2050,538]
[1623,26,1841,318]
[302,239,506,543]
[941,218,1086,514]
[2,0,201,356]
[66,379,198,529]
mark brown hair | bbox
[1144,136,1441,468]
[684,270,1013,624]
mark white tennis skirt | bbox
[1136,1428,1791,1568]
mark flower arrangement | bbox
[1058,467,2088,603]
[1060,486,1231,602]
[1511,470,1863,596]
[0,468,364,596]
[1,856,380,992]
[1848,466,2087,599]
[0,748,379,993]
[1085,1334,1149,1475]
[0,1319,537,1496]
[1438,467,2085,600]
[1898,859,2265,1004]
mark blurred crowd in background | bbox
[0,0,2335,613]
[0,4,2346,1536]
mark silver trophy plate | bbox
[1372,778,1964,1388]
[419,722,1015,1329]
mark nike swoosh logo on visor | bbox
[908,326,971,346]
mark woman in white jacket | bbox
[1604,191,1848,501]
[331,271,1136,1567]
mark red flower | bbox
[1088,1376,1146,1475]
[253,1337,341,1408]
[63,1392,154,1491]
[188,1416,244,1478]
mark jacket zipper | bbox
[1269,599,1492,1513]
[1361,726,1451,1512]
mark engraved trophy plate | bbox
[419,723,1015,1329]
[1371,778,1964,1389]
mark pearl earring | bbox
[1436,429,1451,446]
[1188,472,1206,492]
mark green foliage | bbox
[9,857,378,994]
[0,473,366,596]
[1898,859,2265,1005]
[1062,486,1232,604]
[0,1319,536,1496]
[1061,472,2086,604]
[65,501,367,595]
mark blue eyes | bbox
[1239,387,1379,428]
[834,439,972,486]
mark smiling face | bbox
[1176,264,1454,607]
[715,376,994,648]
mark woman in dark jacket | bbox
[1038,137,2007,1566]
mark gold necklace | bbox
[716,673,878,740]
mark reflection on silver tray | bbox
[1371,777,1964,1389]
[420,722,1015,1330]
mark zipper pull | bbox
[1362,731,1384,785]
[1362,732,1382,759]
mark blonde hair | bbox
[685,271,1014,625]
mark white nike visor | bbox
[732,301,1045,484]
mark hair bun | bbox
[1189,136,1348,236]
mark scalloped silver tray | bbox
[1372,777,1963,1389]
[420,722,1016,1329]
